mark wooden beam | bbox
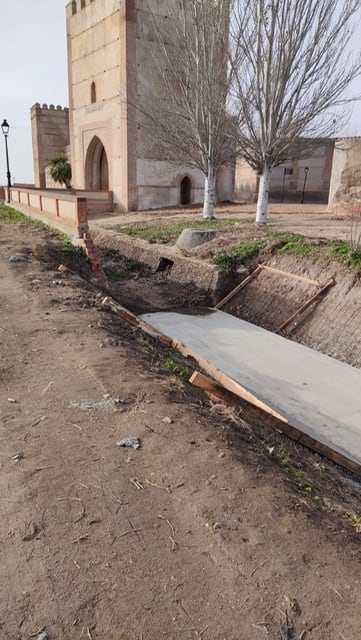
[102,296,139,327]
[275,277,335,334]
[261,264,321,287]
[189,374,361,477]
[215,265,263,309]
[102,296,173,345]
[139,319,174,346]
[189,371,241,405]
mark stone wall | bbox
[31,104,70,189]
[328,138,361,212]
[234,139,334,204]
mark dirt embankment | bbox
[220,254,361,368]
[95,220,361,369]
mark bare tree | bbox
[230,0,361,224]
[137,0,240,219]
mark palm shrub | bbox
[48,155,72,189]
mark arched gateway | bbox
[85,136,109,190]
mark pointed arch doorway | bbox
[85,136,109,190]
[180,176,192,205]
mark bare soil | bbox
[0,217,361,640]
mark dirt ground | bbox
[1,217,361,640]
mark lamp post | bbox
[1,119,12,203]
[300,166,309,204]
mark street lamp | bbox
[1,119,12,203]
[300,166,309,204]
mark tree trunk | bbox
[202,169,216,219]
[255,164,271,225]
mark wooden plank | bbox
[189,376,361,477]
[189,371,241,404]
[268,416,361,477]
[139,319,174,346]
[275,277,335,334]
[261,264,321,287]
[102,296,173,345]
[102,296,139,327]
[173,339,289,423]
[215,265,263,309]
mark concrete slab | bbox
[140,309,361,468]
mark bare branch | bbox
[230,0,361,223]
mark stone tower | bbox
[66,0,222,211]
[31,103,70,189]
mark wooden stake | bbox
[260,264,321,287]
[275,277,335,334]
[215,265,263,309]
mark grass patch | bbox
[105,268,125,282]
[214,239,266,270]
[61,239,86,261]
[349,513,361,533]
[0,204,46,229]
[272,232,318,258]
[105,258,141,282]
[274,449,314,492]
[330,241,361,267]
[116,218,237,244]
[134,335,192,380]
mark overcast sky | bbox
[0,1,68,185]
[1,1,361,185]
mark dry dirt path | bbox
[0,221,360,640]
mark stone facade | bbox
[61,0,233,211]
[31,104,70,189]
[328,138,361,212]
[234,139,334,204]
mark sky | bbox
[1,1,361,185]
[0,1,68,185]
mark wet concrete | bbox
[140,309,361,467]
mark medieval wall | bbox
[234,139,334,204]
[31,104,70,189]
[328,138,361,212]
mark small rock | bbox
[36,632,49,640]
[12,453,23,462]
[117,437,141,450]
[162,417,173,424]
[8,255,22,263]
[218,452,226,458]
[213,522,222,530]
[22,522,40,542]
[7,397,16,403]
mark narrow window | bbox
[91,81,96,104]
[81,0,86,8]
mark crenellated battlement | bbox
[31,103,69,113]
[31,103,70,189]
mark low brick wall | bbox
[9,187,87,236]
